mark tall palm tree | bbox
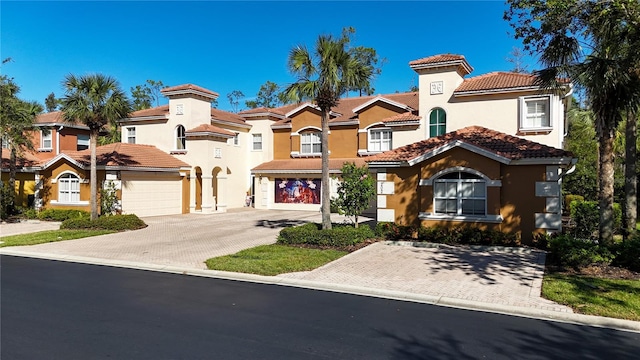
[60,74,132,220]
[533,2,640,244]
[283,34,373,229]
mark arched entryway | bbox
[195,167,203,211]
[212,167,222,210]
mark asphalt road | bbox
[2,255,638,360]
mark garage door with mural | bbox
[120,173,183,217]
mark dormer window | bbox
[368,128,392,152]
[176,125,186,150]
[300,131,321,154]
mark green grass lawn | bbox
[542,274,640,321]
[205,244,348,276]
[0,229,115,247]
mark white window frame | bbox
[300,131,321,155]
[127,127,136,144]
[58,173,81,203]
[77,134,89,150]
[252,133,262,151]
[433,172,486,217]
[368,128,392,152]
[41,130,52,150]
[519,95,552,131]
[176,125,186,150]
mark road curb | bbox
[2,248,639,333]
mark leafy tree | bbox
[245,81,281,109]
[130,84,152,110]
[145,79,164,107]
[227,90,244,113]
[45,92,59,112]
[0,76,43,216]
[283,33,374,229]
[505,0,640,245]
[331,163,375,228]
[60,74,132,220]
[563,107,598,201]
[341,27,385,96]
[624,110,638,237]
[211,98,218,109]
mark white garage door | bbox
[120,173,182,217]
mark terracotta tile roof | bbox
[455,72,540,93]
[381,112,421,124]
[161,84,219,97]
[269,92,419,126]
[34,111,87,127]
[210,108,249,126]
[238,107,287,116]
[252,158,367,173]
[186,124,235,137]
[129,105,169,118]
[409,54,467,66]
[367,126,573,163]
[59,143,190,169]
[1,148,42,168]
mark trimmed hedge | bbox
[375,222,520,247]
[60,214,147,231]
[570,200,622,238]
[38,209,90,222]
[277,222,374,247]
[611,236,640,272]
[546,234,615,268]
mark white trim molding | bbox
[420,166,502,187]
[419,212,503,223]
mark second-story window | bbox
[368,129,392,152]
[176,125,186,150]
[127,127,136,144]
[429,108,446,137]
[41,130,52,150]
[520,96,551,130]
[77,134,89,151]
[301,131,321,154]
[252,133,262,151]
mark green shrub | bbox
[570,200,622,239]
[60,214,146,231]
[611,236,640,272]
[22,208,39,219]
[277,222,374,247]
[375,222,415,240]
[546,234,614,268]
[38,209,90,222]
[564,194,584,214]
[0,183,16,220]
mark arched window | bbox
[58,173,80,203]
[434,172,485,216]
[176,125,186,150]
[429,108,446,137]
[300,131,321,154]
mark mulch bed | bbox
[546,264,640,280]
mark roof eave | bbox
[211,119,252,129]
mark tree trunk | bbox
[321,107,332,230]
[599,132,615,245]
[354,214,359,228]
[8,146,17,212]
[625,111,637,238]
[90,129,98,220]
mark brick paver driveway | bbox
[2,208,326,269]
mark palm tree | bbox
[533,2,640,244]
[283,34,373,229]
[60,74,132,220]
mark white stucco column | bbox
[216,174,227,212]
[201,175,215,213]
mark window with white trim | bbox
[176,125,186,150]
[77,134,89,150]
[429,108,446,137]
[434,172,486,216]
[127,127,136,144]
[252,133,262,151]
[41,130,52,149]
[300,131,321,154]
[368,129,392,152]
[520,96,551,130]
[58,173,80,203]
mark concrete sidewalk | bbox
[1,209,639,332]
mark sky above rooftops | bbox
[2,1,538,113]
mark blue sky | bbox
[2,1,536,112]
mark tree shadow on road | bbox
[254,219,309,229]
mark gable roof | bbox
[381,112,421,125]
[44,143,190,170]
[34,111,90,129]
[454,72,541,95]
[367,126,574,167]
[0,148,42,169]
